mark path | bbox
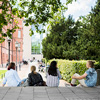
[0,86,100,100]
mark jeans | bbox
[17,78,26,87]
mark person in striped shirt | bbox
[46,61,62,87]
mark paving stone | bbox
[48,93,62,97]
[2,95,19,100]
[34,92,48,95]
[0,94,5,99]
[21,87,33,94]
[0,87,10,94]
[46,88,60,94]
[34,94,48,98]
[62,93,77,98]
[19,93,33,98]
[58,87,72,93]
[65,96,80,99]
[0,86,100,100]
[50,98,66,100]
[18,95,33,100]
[7,87,21,93]
[34,97,49,100]
[34,89,47,93]
[82,87,98,93]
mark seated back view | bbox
[46,61,62,87]
[28,65,44,86]
[3,62,26,87]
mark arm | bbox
[28,74,32,86]
[72,73,87,80]
[39,74,43,82]
[2,78,7,87]
[2,73,7,87]
[57,69,62,79]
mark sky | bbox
[32,0,97,42]
[62,0,97,21]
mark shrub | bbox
[48,59,99,83]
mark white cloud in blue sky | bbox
[62,0,97,21]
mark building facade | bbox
[0,18,23,67]
[23,24,43,61]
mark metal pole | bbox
[8,41,10,64]
[11,6,13,62]
[1,44,3,67]
[16,47,17,71]
[19,50,21,71]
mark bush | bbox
[48,59,99,83]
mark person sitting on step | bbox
[28,65,46,86]
[3,62,26,87]
[46,61,62,87]
[71,61,97,87]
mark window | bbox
[18,30,21,38]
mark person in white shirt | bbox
[46,61,62,87]
[3,62,26,87]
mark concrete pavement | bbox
[0,86,100,100]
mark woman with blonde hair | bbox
[71,61,97,87]
[28,65,44,86]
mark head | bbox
[31,66,36,73]
[48,61,57,76]
[7,62,15,70]
[86,61,95,68]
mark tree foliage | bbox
[42,15,80,60]
[42,0,100,61]
[0,0,76,43]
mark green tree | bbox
[0,0,76,43]
[42,15,80,60]
[76,0,100,60]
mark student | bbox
[46,61,62,87]
[28,66,45,86]
[3,62,26,87]
[71,61,97,87]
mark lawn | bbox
[0,70,7,79]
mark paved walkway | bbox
[0,86,100,100]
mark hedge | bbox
[48,59,99,83]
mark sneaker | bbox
[76,84,82,87]
[70,83,77,87]
[65,84,72,87]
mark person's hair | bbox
[7,62,15,70]
[87,61,95,68]
[31,66,36,74]
[48,61,57,76]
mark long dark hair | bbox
[48,61,57,76]
[7,62,15,70]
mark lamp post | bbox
[7,38,11,65]
[18,44,21,71]
[15,41,19,71]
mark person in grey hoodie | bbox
[71,61,97,87]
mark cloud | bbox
[64,0,97,21]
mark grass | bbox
[0,70,7,79]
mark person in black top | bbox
[28,65,44,86]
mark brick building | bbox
[0,18,23,67]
